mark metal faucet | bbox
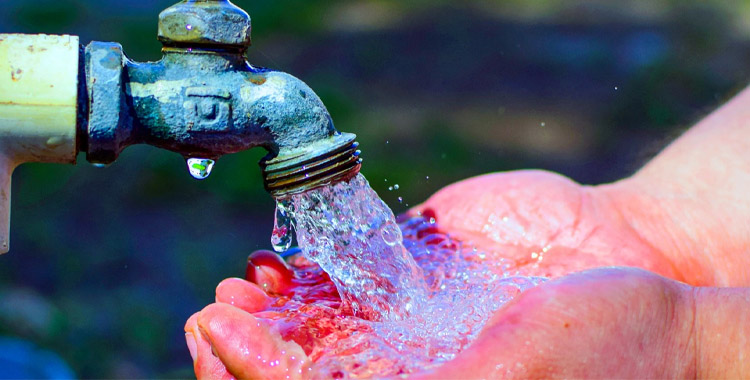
[85,0,361,196]
[0,0,361,252]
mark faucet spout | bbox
[81,0,361,198]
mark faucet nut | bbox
[158,0,251,50]
[84,41,134,164]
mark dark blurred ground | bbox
[1,0,749,378]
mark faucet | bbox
[0,0,361,253]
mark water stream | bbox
[287,174,428,320]
[269,174,545,377]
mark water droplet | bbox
[614,86,619,90]
[271,199,295,253]
[187,158,215,180]
[388,186,394,191]
[398,197,403,203]
[425,176,430,180]
[92,163,108,168]
[386,140,389,144]
[540,122,546,127]
[186,24,193,30]
[393,184,400,190]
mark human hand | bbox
[183,169,734,379]
[185,258,747,379]
[416,267,698,379]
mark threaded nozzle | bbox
[261,133,361,198]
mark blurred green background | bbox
[1,0,749,378]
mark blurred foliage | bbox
[2,0,750,378]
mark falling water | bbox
[265,173,546,377]
[271,199,295,253]
[286,174,428,320]
[186,158,215,180]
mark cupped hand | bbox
[409,170,685,281]
[417,266,698,379]
[184,170,723,379]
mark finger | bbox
[216,278,273,313]
[198,303,312,380]
[185,312,236,380]
[246,250,295,295]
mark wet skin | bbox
[185,85,750,378]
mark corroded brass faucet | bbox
[0,0,361,252]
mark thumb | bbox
[197,303,312,380]
[184,312,235,380]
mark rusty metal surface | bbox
[81,0,360,197]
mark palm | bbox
[185,170,687,379]
[414,170,679,280]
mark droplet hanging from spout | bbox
[271,198,295,253]
[186,158,215,180]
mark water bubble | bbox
[388,186,394,191]
[186,24,193,30]
[614,86,619,90]
[271,199,295,253]
[380,221,402,246]
[398,197,403,203]
[393,184,400,190]
[187,158,215,180]
[425,176,430,180]
[540,122,546,127]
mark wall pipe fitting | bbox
[0,0,361,253]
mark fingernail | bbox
[185,332,198,362]
[199,326,220,358]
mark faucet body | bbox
[84,41,360,196]
[0,0,361,252]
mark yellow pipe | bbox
[0,34,79,253]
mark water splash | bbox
[271,199,295,253]
[186,158,215,180]
[264,173,546,378]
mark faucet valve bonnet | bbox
[158,0,251,51]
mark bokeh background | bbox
[1,0,749,378]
